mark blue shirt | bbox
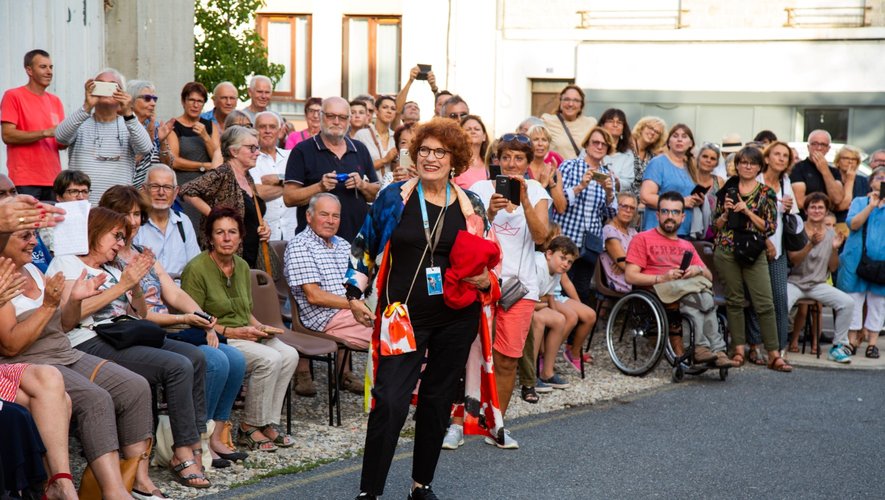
[132,209,201,275]
[200,109,218,127]
[551,157,618,248]
[837,196,885,295]
[641,154,696,235]
[285,135,378,242]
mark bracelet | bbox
[222,326,227,335]
[123,114,135,121]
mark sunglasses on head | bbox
[499,133,531,145]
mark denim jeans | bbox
[201,343,247,421]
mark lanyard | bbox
[416,182,450,267]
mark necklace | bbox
[209,252,234,288]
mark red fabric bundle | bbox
[444,230,501,309]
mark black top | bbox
[790,158,843,216]
[285,135,378,242]
[241,189,260,267]
[382,194,480,328]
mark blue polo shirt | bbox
[285,134,378,242]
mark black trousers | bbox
[360,312,479,495]
[568,254,598,306]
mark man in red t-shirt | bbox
[1,49,65,201]
[625,191,732,367]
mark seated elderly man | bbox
[283,193,370,396]
[786,192,854,363]
[625,191,733,367]
[132,164,201,275]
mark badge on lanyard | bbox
[426,266,443,295]
[417,183,449,297]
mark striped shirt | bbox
[55,107,153,205]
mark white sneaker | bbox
[441,424,464,450]
[484,429,519,449]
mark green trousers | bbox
[713,248,779,352]
[517,325,536,387]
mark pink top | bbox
[285,128,314,150]
[455,165,489,191]
[625,228,704,276]
[600,224,637,293]
[544,151,564,167]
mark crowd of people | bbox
[0,48,883,500]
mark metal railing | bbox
[784,5,872,28]
[576,8,689,30]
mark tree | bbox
[194,0,285,100]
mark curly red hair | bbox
[409,118,472,176]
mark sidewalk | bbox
[785,336,885,370]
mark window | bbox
[342,16,401,99]
[257,14,311,101]
[803,108,849,143]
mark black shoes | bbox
[355,493,377,500]
[408,485,439,500]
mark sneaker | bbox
[409,484,439,500]
[562,349,582,373]
[534,379,553,393]
[294,371,317,397]
[484,429,519,449]
[441,424,464,450]
[828,344,852,364]
[538,373,570,389]
[132,489,169,500]
[355,493,377,500]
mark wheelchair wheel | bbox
[606,290,667,376]
[719,367,728,381]
[672,365,685,383]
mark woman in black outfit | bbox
[346,118,497,500]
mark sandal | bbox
[866,345,880,359]
[237,426,278,452]
[520,385,539,404]
[747,348,767,366]
[42,472,74,500]
[767,356,793,373]
[787,345,800,353]
[260,423,295,447]
[170,456,211,489]
[730,352,745,367]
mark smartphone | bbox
[679,250,693,271]
[690,184,709,197]
[488,163,501,179]
[399,148,412,169]
[261,326,284,336]
[880,182,885,200]
[416,64,432,81]
[336,173,351,182]
[495,175,520,205]
[193,311,214,322]
[591,170,609,184]
[91,81,117,97]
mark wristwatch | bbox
[199,163,206,172]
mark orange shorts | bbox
[492,298,536,358]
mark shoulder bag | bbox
[780,178,808,252]
[556,112,582,157]
[856,221,885,284]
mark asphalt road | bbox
[206,366,884,500]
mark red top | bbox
[625,228,704,276]
[1,86,65,186]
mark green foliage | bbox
[194,0,285,100]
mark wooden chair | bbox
[250,269,341,429]
[268,240,292,323]
[796,298,823,358]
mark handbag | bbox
[581,231,604,265]
[782,213,808,252]
[732,229,766,267]
[857,222,885,284]
[498,276,529,311]
[379,302,417,356]
[78,360,152,500]
[94,315,167,350]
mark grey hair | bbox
[697,142,721,159]
[254,110,282,128]
[306,193,341,215]
[807,129,832,143]
[223,110,253,129]
[440,95,468,117]
[871,166,885,180]
[145,164,178,186]
[518,116,543,133]
[95,67,126,89]
[617,191,638,204]
[871,148,885,159]
[126,80,155,98]
[220,125,259,161]
[249,75,272,90]
[213,81,236,94]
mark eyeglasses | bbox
[17,231,38,241]
[96,155,121,162]
[448,112,469,120]
[872,175,885,181]
[500,133,531,144]
[306,107,321,115]
[112,232,126,242]
[644,125,663,136]
[560,97,582,104]
[64,188,90,197]
[146,183,175,193]
[417,146,451,159]
[241,145,260,153]
[809,141,830,148]
[737,160,760,168]
[138,94,159,102]
[185,98,206,105]
[619,204,637,211]
[605,119,624,126]
[322,112,350,122]
[659,209,683,216]
[589,140,608,149]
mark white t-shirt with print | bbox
[471,179,551,301]
[533,251,561,298]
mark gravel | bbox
[68,338,677,498]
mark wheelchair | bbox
[603,242,729,383]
